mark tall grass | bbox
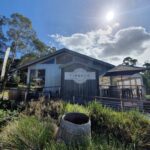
[88,101,150,149]
[0,101,150,150]
[25,99,65,120]
[0,116,56,149]
[0,109,18,130]
[64,103,89,115]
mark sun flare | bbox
[106,11,115,22]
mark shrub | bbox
[88,101,150,148]
[90,134,133,150]
[25,98,65,120]
[0,109,18,130]
[64,103,89,115]
[45,135,133,150]
[0,116,56,149]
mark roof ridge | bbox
[17,48,114,69]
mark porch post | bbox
[120,75,124,111]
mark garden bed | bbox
[0,100,149,150]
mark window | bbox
[30,69,36,83]
[30,69,45,86]
[42,58,55,64]
[38,69,45,86]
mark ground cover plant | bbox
[0,109,18,130]
[0,100,149,150]
[0,116,56,150]
[88,101,150,150]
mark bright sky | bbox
[1,0,150,65]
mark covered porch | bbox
[98,65,147,111]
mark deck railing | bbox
[96,85,150,112]
[99,85,145,100]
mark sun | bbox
[106,11,115,22]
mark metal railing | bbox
[96,85,150,113]
[99,85,145,100]
[95,96,146,111]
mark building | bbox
[18,48,114,102]
[100,65,146,99]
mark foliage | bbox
[0,13,55,90]
[142,73,150,94]
[142,62,150,95]
[123,57,137,66]
[0,101,150,149]
[143,62,150,69]
[88,101,150,149]
[32,38,51,56]
[0,15,7,50]
[19,52,38,65]
[0,115,56,150]
[0,109,18,130]
[12,73,20,84]
[0,13,55,56]
[64,103,89,115]
[25,99,65,120]
[1,111,132,150]
[145,95,150,99]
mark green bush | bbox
[88,101,150,149]
[45,135,133,150]
[0,116,56,149]
[145,95,150,100]
[0,109,18,130]
[1,101,150,150]
[64,103,89,115]
[25,99,65,120]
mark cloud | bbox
[51,26,113,58]
[109,56,121,61]
[50,25,150,65]
[102,27,150,56]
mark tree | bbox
[143,62,150,76]
[7,13,37,55]
[143,62,150,69]
[142,62,150,94]
[0,15,7,49]
[0,13,52,61]
[123,57,137,66]
[19,53,38,65]
[32,38,49,56]
[0,13,54,90]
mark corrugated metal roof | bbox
[104,64,146,76]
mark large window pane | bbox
[38,69,45,86]
[30,69,36,83]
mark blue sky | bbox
[1,0,150,65]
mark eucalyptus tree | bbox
[0,13,52,89]
[123,57,137,66]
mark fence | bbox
[146,88,150,95]
[99,85,145,100]
[1,85,150,113]
[96,84,150,113]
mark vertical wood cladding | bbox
[56,53,73,64]
[61,63,99,103]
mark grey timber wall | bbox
[61,63,99,103]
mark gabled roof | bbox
[104,64,146,76]
[60,62,101,71]
[17,48,114,69]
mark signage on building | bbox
[65,68,96,84]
